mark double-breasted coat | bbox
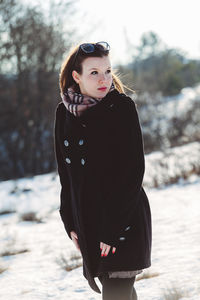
[54,89,152,294]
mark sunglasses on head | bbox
[72,41,110,67]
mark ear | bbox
[72,70,80,84]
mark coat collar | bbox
[65,89,123,127]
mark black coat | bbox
[54,89,152,294]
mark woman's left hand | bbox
[100,242,116,256]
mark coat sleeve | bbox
[99,98,145,247]
[54,104,75,240]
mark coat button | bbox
[65,157,71,164]
[119,237,126,241]
[79,139,84,145]
[82,123,86,127]
[64,139,69,147]
[125,226,131,231]
[81,158,85,165]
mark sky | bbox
[74,0,200,65]
[22,0,200,66]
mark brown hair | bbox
[59,43,130,95]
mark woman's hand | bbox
[100,241,116,257]
[70,231,81,252]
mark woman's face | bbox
[72,55,113,99]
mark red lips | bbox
[98,87,107,91]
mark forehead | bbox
[82,56,111,70]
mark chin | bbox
[96,90,108,98]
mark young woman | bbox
[54,41,152,300]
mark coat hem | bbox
[94,261,151,278]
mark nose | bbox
[99,73,107,83]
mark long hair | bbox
[59,43,126,95]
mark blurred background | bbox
[0,0,200,181]
[0,0,200,299]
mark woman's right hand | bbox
[70,231,81,252]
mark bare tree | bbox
[0,0,76,180]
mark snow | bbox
[155,83,200,118]
[139,83,200,147]
[144,141,200,188]
[0,152,200,299]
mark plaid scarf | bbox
[61,82,115,117]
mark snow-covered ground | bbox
[0,168,200,299]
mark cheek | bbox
[108,75,112,83]
[87,76,98,85]
[82,77,94,88]
[87,75,96,83]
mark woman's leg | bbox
[131,284,138,300]
[98,273,138,300]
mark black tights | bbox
[98,273,138,300]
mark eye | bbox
[106,69,111,74]
[91,71,98,75]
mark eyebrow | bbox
[88,66,111,70]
